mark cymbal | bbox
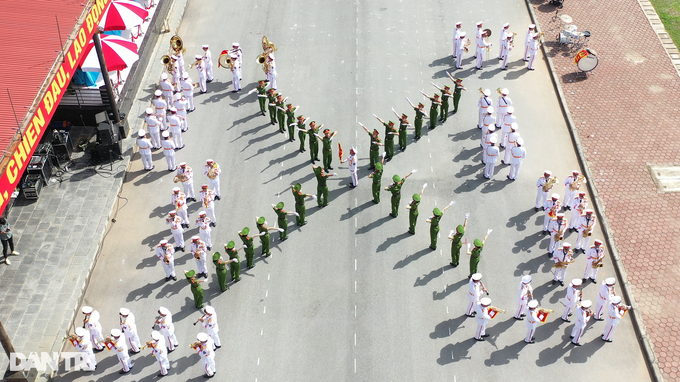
[560,14,573,23]
[565,24,577,33]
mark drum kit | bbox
[557,14,591,51]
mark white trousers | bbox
[117,350,132,372]
[205,205,217,224]
[124,329,141,352]
[595,297,608,319]
[602,318,620,340]
[171,228,185,248]
[156,111,167,130]
[205,63,214,81]
[183,91,195,110]
[89,325,105,350]
[161,257,176,278]
[474,318,489,339]
[267,70,277,89]
[149,131,161,149]
[156,353,170,375]
[195,255,208,275]
[543,213,552,231]
[349,169,358,186]
[207,327,221,347]
[209,177,221,197]
[583,263,599,281]
[165,153,176,171]
[178,112,188,132]
[509,162,522,179]
[561,302,575,320]
[232,72,241,91]
[161,330,178,350]
[171,128,183,148]
[81,349,96,370]
[182,180,195,199]
[456,53,464,69]
[484,162,496,178]
[528,51,538,69]
[199,73,207,92]
[202,355,216,376]
[553,266,567,282]
[525,323,537,342]
[476,47,485,68]
[575,230,591,250]
[140,152,153,170]
[549,234,562,254]
[515,298,528,318]
[570,322,586,344]
[536,189,548,208]
[199,228,212,248]
[177,206,189,225]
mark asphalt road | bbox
[53,0,652,381]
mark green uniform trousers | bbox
[230,261,241,281]
[317,185,329,206]
[310,140,320,162]
[299,131,306,151]
[453,93,462,113]
[295,203,306,225]
[258,98,267,114]
[287,119,296,141]
[369,148,379,168]
[414,118,423,139]
[268,105,277,124]
[409,209,418,234]
[385,137,395,160]
[469,253,480,276]
[260,233,271,256]
[430,107,438,128]
[430,225,440,249]
[372,180,381,203]
[215,265,228,292]
[191,283,204,308]
[441,101,449,121]
[278,219,288,240]
[399,129,407,150]
[451,242,462,266]
[244,246,255,268]
[323,149,332,170]
[277,111,286,132]
[390,194,401,217]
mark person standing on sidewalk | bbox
[0,218,19,265]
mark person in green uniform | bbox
[291,183,316,225]
[447,212,469,267]
[266,89,278,125]
[296,116,309,153]
[238,227,256,268]
[405,183,427,234]
[420,91,442,129]
[369,160,384,203]
[247,80,268,115]
[184,270,205,308]
[375,115,398,161]
[385,170,415,218]
[406,98,426,140]
[394,111,411,151]
[426,201,456,250]
[312,165,336,207]
[447,73,467,114]
[317,129,338,171]
[285,104,299,142]
[212,252,237,292]
[467,230,491,278]
[430,83,451,122]
[223,241,243,282]
[273,202,298,240]
[255,216,283,257]
[307,121,322,164]
[360,124,383,169]
[275,95,288,134]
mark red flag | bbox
[338,143,344,162]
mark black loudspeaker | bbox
[97,122,119,146]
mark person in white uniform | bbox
[474,297,492,341]
[552,242,573,286]
[74,327,96,370]
[535,171,555,210]
[498,23,509,59]
[167,107,183,149]
[575,209,596,251]
[171,187,189,228]
[199,305,221,348]
[195,332,216,378]
[570,300,592,346]
[82,306,105,351]
[341,147,358,187]
[548,214,568,255]
[156,240,176,281]
[500,34,513,70]
[583,239,605,283]
[173,93,189,132]
[524,24,535,61]
[119,308,141,353]
[477,90,492,128]
[157,307,179,352]
[456,31,467,69]
[527,33,541,70]
[452,22,462,57]
[202,45,213,82]
[152,90,167,130]
[181,72,196,111]
[514,275,533,320]
[500,106,516,148]
[204,159,221,200]
[110,329,132,373]
[149,330,170,376]
[594,277,616,321]
[161,131,176,171]
[160,72,174,103]
[524,300,539,343]
[232,42,243,80]
[145,108,162,149]
[266,53,277,89]
[465,273,486,317]
[177,162,195,201]
[136,130,153,171]
[602,295,626,342]
[166,210,185,251]
[561,279,582,322]
[195,212,213,250]
[502,123,519,165]
[508,136,526,180]
[194,55,207,93]
[191,236,209,278]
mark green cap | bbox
[226,241,235,249]
[257,216,265,225]
[313,166,322,175]
[456,225,465,234]
[293,183,301,191]
[413,194,421,202]
[185,270,196,279]
[241,227,250,236]
[474,239,483,247]
[276,202,284,209]
[212,252,221,261]
[433,208,442,216]
[393,175,401,183]
[375,163,383,170]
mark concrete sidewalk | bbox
[529,0,680,380]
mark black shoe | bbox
[474,338,485,341]
[429,245,436,250]
[215,196,221,201]
[561,318,571,323]
[280,237,288,242]
[525,340,535,344]
[572,342,581,346]
[465,314,475,318]
[215,345,221,349]
[180,247,185,252]
[209,222,216,227]
[570,335,574,339]
[389,213,397,218]
[207,247,212,251]
[520,314,526,317]
[450,262,457,267]
[595,318,604,321]
[171,276,177,281]
[205,373,215,378]
[591,278,597,283]
[167,348,175,353]
[552,280,557,285]
[514,316,524,320]
[165,277,170,281]
[481,334,490,338]
[559,281,564,286]
[158,373,166,377]
[328,167,333,170]
[601,337,612,343]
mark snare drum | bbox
[558,32,570,45]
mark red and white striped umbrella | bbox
[80,35,139,72]
[100,0,149,31]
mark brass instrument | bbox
[218,53,235,70]
[554,259,575,268]
[163,251,171,265]
[170,35,186,55]
[141,340,156,350]
[194,250,202,260]
[542,176,558,192]
[161,54,173,73]
[463,38,471,53]
[538,308,554,314]
[569,174,587,191]
[173,173,188,183]
[592,255,605,269]
[478,87,485,96]
[207,163,219,180]
[262,36,278,54]
[190,341,203,351]
[483,28,492,38]
[151,314,162,329]
[62,333,78,342]
[256,53,270,73]
[488,306,506,319]
[496,87,503,95]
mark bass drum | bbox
[575,49,598,72]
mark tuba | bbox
[161,55,173,73]
[262,36,277,54]
[170,35,186,55]
[256,53,269,73]
[218,52,235,70]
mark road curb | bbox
[522,1,663,381]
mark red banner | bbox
[0,0,113,214]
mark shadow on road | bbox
[430,315,468,339]
[433,278,467,301]
[437,338,476,364]
[394,247,432,269]
[377,231,411,253]
[507,208,535,232]
[484,340,527,366]
[414,265,450,287]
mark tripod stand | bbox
[98,143,123,171]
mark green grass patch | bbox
[650,0,680,48]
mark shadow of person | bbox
[536,325,578,366]
[437,338,476,365]
[511,231,544,254]
[564,336,607,363]
[126,279,166,302]
[155,277,186,299]
[393,248,432,269]
[356,215,392,235]
[340,200,374,221]
[507,208,535,232]
[430,315,468,339]
[377,232,411,253]
[414,265,450,287]
[136,253,161,270]
[170,352,202,377]
[486,317,516,348]
[433,278,467,301]
[484,340,528,366]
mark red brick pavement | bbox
[529,0,680,381]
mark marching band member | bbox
[73,327,97,370]
[204,159,221,200]
[199,185,217,226]
[498,23,510,59]
[452,22,463,57]
[191,236,209,278]
[231,42,243,80]
[170,55,180,92]
[500,34,513,70]
[583,239,605,283]
[194,55,207,93]
[82,306,105,351]
[171,187,189,228]
[149,330,170,376]
[563,170,582,209]
[480,106,496,144]
[508,137,526,180]
[602,296,628,342]
[477,89,493,129]
[341,147,359,188]
[161,131,176,171]
[514,275,533,320]
[173,93,189,132]
[119,308,141,353]
[552,242,573,286]
[481,124,496,163]
[160,73,174,105]
[571,300,593,346]
[466,273,486,317]
[484,135,499,179]
[156,240,177,281]
[455,32,467,69]
[181,72,196,111]
[145,108,162,149]
[230,53,241,92]
[475,30,492,70]
[502,123,519,165]
[500,106,516,148]
[136,130,154,171]
[561,279,582,322]
[548,213,568,254]
[495,89,512,128]
[527,33,541,70]
[536,171,555,211]
[176,51,186,81]
[575,209,596,251]
[474,22,484,53]
[543,194,561,233]
[525,300,539,343]
[474,297,492,341]
[199,306,221,349]
[202,45,213,82]
[152,90,167,130]
[177,162,195,201]
[195,332,216,378]
[524,24,536,61]
[110,329,132,373]
[594,277,617,321]
[266,53,277,89]
[167,107,183,149]
[568,192,588,231]
[157,307,179,352]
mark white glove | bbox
[411,169,417,173]
[242,245,248,249]
[333,173,338,176]
[278,228,284,232]
[465,212,470,219]
[232,258,239,263]
[312,195,317,199]
[449,230,454,236]
[448,201,455,207]
[486,228,493,235]
[422,183,427,189]
[294,212,300,217]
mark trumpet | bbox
[538,308,554,314]
[190,341,202,350]
[478,87,485,96]
[463,38,471,53]
[542,176,558,192]
[193,314,208,326]
[496,87,503,95]
[490,307,506,313]
[151,314,162,329]
[62,333,77,342]
[569,174,587,191]
[141,340,156,350]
